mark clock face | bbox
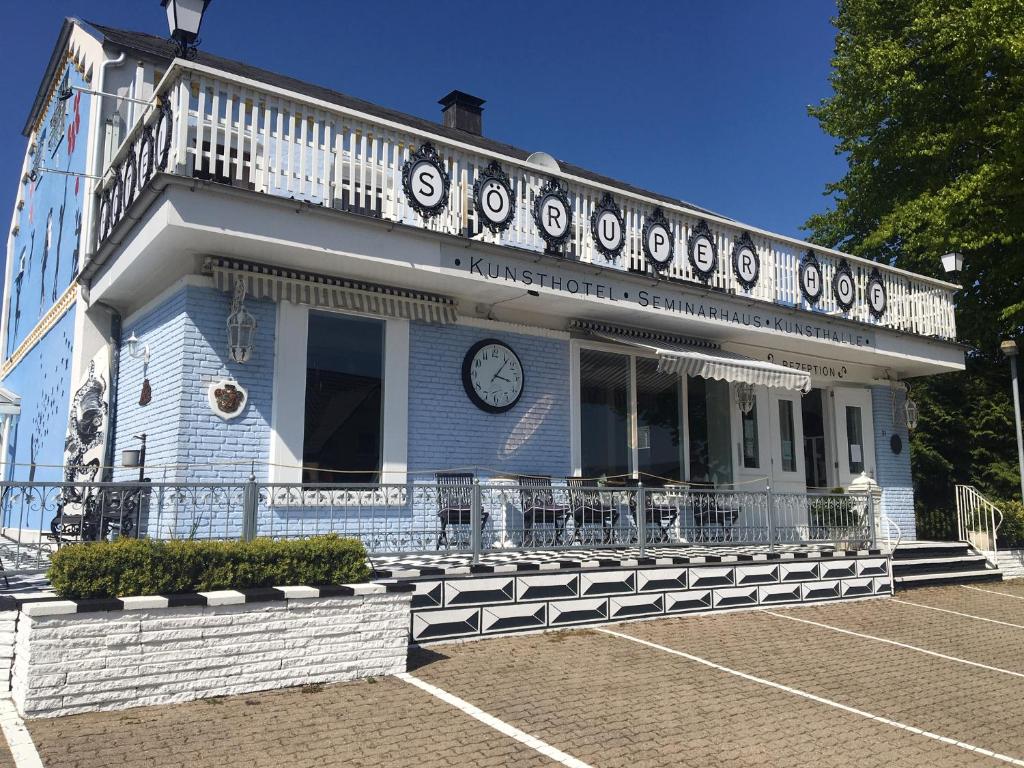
[462,339,525,413]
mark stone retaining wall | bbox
[10,584,412,718]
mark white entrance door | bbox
[730,384,770,488]
[832,387,876,488]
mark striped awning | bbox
[575,322,811,393]
[206,258,458,324]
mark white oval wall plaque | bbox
[799,251,824,305]
[687,220,718,283]
[867,268,887,319]
[208,379,248,421]
[401,143,450,219]
[643,208,674,271]
[473,161,515,233]
[591,193,625,259]
[731,232,760,291]
[833,260,855,311]
[532,178,573,251]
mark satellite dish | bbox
[526,151,560,172]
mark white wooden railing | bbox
[92,60,958,341]
[955,484,1004,566]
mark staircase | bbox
[892,541,1002,589]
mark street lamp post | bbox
[1002,339,1024,502]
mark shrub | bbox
[997,500,1024,549]
[47,535,371,600]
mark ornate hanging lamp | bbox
[226,277,257,363]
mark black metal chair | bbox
[435,473,489,550]
[565,477,619,545]
[517,475,570,547]
[624,479,678,544]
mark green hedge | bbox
[997,500,1024,549]
[47,535,371,600]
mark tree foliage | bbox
[807,0,1024,508]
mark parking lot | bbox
[23,579,1024,768]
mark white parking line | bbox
[397,673,593,768]
[893,598,1024,629]
[765,610,1024,679]
[0,696,44,768]
[596,627,1024,767]
[964,585,1024,601]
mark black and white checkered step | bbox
[372,545,883,580]
[4,582,416,617]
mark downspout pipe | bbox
[80,51,126,258]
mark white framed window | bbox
[269,302,408,485]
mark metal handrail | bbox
[954,484,1004,567]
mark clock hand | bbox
[493,374,511,383]
[490,360,508,382]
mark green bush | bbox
[997,500,1024,549]
[47,535,371,600]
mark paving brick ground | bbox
[0,736,14,768]
[19,582,1024,768]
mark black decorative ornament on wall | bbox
[799,250,824,306]
[832,258,856,312]
[590,192,625,260]
[687,219,718,284]
[532,178,573,253]
[401,142,451,220]
[867,267,888,320]
[731,231,760,291]
[473,161,515,233]
[642,207,673,272]
[890,433,903,455]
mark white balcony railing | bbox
[92,60,957,341]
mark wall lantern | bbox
[735,382,756,415]
[125,332,150,364]
[940,251,964,276]
[904,396,919,430]
[226,277,257,364]
[162,0,212,58]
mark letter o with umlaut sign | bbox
[532,178,573,251]
[731,231,760,291]
[867,267,887,319]
[643,208,674,271]
[473,160,515,233]
[401,142,450,219]
[590,192,625,260]
[687,219,718,283]
[832,259,856,311]
[799,250,824,305]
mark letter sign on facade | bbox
[532,178,573,252]
[799,250,824,306]
[867,267,887,319]
[731,231,760,291]
[643,208,674,272]
[687,219,718,283]
[590,192,625,260]
[832,258,856,311]
[473,160,515,233]
[401,142,450,219]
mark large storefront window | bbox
[579,349,630,480]
[302,311,384,483]
[687,377,733,485]
[636,357,683,482]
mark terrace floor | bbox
[20,580,1024,768]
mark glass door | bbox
[832,387,875,488]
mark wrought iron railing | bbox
[0,480,877,578]
[89,60,958,340]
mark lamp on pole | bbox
[161,0,212,59]
[1001,339,1024,502]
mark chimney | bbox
[439,90,485,136]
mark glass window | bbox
[778,399,796,472]
[741,399,759,469]
[303,312,384,484]
[846,405,864,474]
[636,358,683,484]
[688,377,733,485]
[579,349,630,481]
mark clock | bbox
[462,339,525,413]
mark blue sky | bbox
[1,0,845,242]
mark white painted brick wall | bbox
[0,610,17,690]
[11,593,411,718]
[996,548,1024,579]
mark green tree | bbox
[807,0,1024,509]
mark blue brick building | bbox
[0,17,968,545]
